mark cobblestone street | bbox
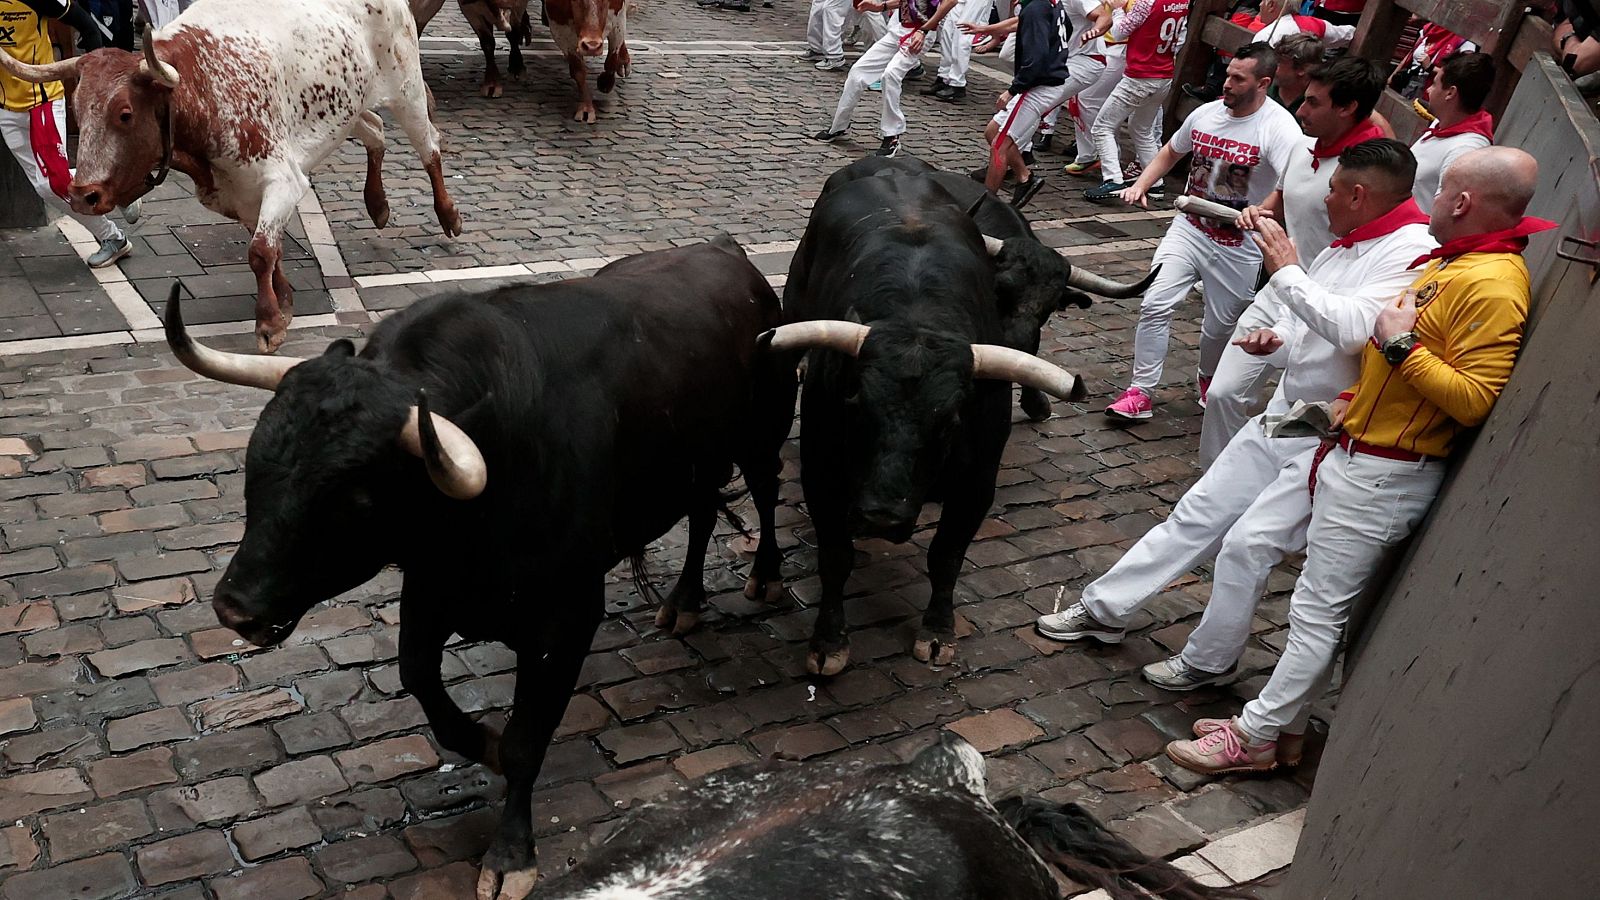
[2,4,1312,897]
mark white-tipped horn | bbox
[0,48,79,84]
[982,235,1005,256]
[164,285,301,390]
[140,26,180,88]
[398,396,488,500]
[970,344,1086,402]
[762,320,871,357]
[1064,263,1160,299]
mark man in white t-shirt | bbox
[1410,50,1494,214]
[1102,43,1302,421]
[1198,56,1387,464]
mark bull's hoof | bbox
[255,320,288,355]
[366,201,391,230]
[509,63,524,80]
[743,576,784,603]
[1019,388,1052,422]
[653,604,676,630]
[913,633,958,666]
[481,81,504,99]
[477,865,538,900]
[805,647,850,677]
[597,71,616,93]
[437,203,464,238]
[654,604,701,635]
[573,104,597,124]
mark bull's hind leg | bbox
[478,586,603,900]
[655,501,716,636]
[508,16,528,79]
[352,111,391,229]
[475,23,504,98]
[389,78,464,236]
[741,355,799,604]
[597,14,630,94]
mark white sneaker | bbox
[87,237,132,269]
[1035,602,1126,643]
[815,58,847,71]
[1142,655,1237,691]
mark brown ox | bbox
[544,0,631,122]
[462,0,534,98]
[0,0,464,354]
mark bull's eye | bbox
[119,110,133,125]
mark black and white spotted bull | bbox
[162,237,794,900]
[769,160,1155,676]
[538,733,1244,899]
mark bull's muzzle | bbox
[69,183,116,217]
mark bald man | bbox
[1165,146,1553,774]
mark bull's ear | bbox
[323,339,356,358]
[965,195,985,219]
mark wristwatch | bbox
[1561,32,1579,52]
[1381,331,1420,366]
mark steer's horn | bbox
[761,320,870,357]
[164,283,301,390]
[140,26,181,88]
[1064,263,1162,299]
[982,235,1005,256]
[0,46,79,84]
[400,389,488,500]
[970,344,1087,402]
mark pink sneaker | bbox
[1166,720,1276,774]
[1104,386,1153,420]
[1198,375,1212,409]
[1193,718,1303,767]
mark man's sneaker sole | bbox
[1165,745,1278,774]
[1192,720,1304,767]
[1035,622,1125,643]
[1143,665,1237,691]
[1104,406,1153,421]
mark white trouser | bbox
[1082,418,1318,671]
[832,22,927,137]
[851,8,889,42]
[1069,55,1123,165]
[0,101,123,242]
[1090,74,1172,181]
[1199,289,1286,466]
[807,0,852,60]
[1237,444,1446,742]
[1131,217,1261,392]
[998,32,1016,62]
[936,0,989,87]
[992,54,1104,150]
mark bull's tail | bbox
[717,485,752,540]
[628,553,665,609]
[996,797,1255,900]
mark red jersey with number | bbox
[1124,0,1190,79]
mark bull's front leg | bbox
[507,21,527,81]
[476,25,504,98]
[246,170,311,353]
[915,464,999,666]
[741,357,799,604]
[565,51,597,123]
[399,601,501,770]
[478,590,604,900]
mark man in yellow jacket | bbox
[1167,145,1551,773]
[1,0,131,267]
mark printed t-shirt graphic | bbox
[1169,100,1300,247]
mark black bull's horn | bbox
[760,320,1086,402]
[973,230,1159,299]
[161,283,487,499]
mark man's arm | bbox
[1106,0,1152,42]
[1266,229,1437,354]
[1393,285,1527,427]
[1118,142,1185,207]
[20,0,105,51]
[1237,190,1283,231]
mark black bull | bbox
[771,157,1155,676]
[162,237,796,900]
[539,733,1247,899]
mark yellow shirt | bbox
[0,0,65,113]
[1342,251,1530,459]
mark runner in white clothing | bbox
[1409,51,1494,214]
[922,0,990,101]
[814,0,960,157]
[1103,43,1302,421]
[1199,56,1388,464]
[1082,0,1190,200]
[1037,142,1437,753]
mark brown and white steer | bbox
[0,0,464,353]
[545,0,630,122]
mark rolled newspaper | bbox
[1175,195,1246,225]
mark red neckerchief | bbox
[1329,198,1430,249]
[1309,120,1385,172]
[1408,217,1558,269]
[1418,24,1466,68]
[1422,109,1495,142]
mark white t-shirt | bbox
[1061,0,1107,57]
[1410,129,1492,214]
[1276,135,1334,267]
[1170,99,1303,247]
